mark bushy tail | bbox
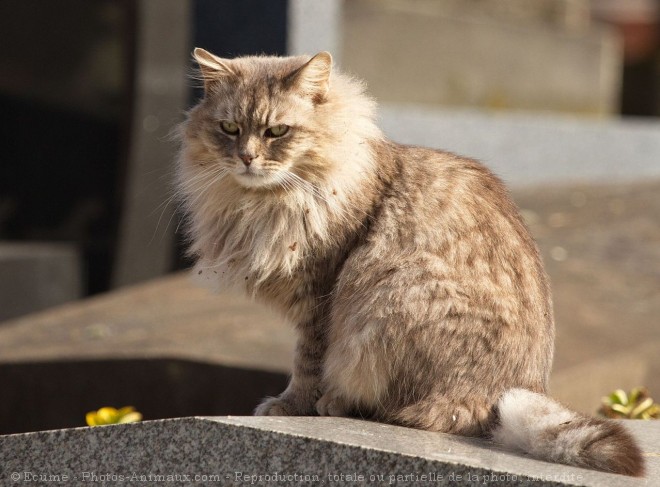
[491,389,645,477]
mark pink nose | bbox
[240,153,255,166]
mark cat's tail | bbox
[491,388,645,477]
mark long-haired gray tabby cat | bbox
[176,48,644,477]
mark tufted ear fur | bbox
[288,51,332,103]
[193,47,236,92]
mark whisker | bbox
[177,165,227,191]
[151,165,230,243]
[180,167,230,214]
[159,165,227,222]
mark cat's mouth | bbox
[234,167,283,189]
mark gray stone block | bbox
[0,274,292,434]
[343,0,621,115]
[0,242,82,322]
[1,417,657,486]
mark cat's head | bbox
[184,48,343,190]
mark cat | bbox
[176,47,644,477]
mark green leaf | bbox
[610,390,628,406]
[610,404,631,416]
[629,387,645,404]
[631,398,655,418]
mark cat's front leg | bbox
[255,319,325,416]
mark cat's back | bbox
[350,140,552,331]
[371,142,534,254]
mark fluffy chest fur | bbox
[180,139,380,322]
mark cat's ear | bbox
[289,52,332,103]
[193,47,235,91]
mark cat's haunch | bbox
[176,48,644,477]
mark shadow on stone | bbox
[0,358,288,435]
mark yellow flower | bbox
[86,406,143,426]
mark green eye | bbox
[265,124,289,138]
[220,121,239,135]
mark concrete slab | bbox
[0,273,294,371]
[513,181,660,408]
[0,417,657,486]
[0,273,293,434]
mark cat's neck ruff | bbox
[186,132,380,295]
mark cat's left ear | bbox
[193,47,236,91]
[289,52,332,103]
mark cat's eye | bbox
[220,121,239,135]
[264,124,289,138]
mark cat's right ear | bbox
[193,47,235,91]
[288,51,333,103]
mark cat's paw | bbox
[254,395,316,416]
[254,397,293,416]
[316,391,350,417]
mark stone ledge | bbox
[1,417,657,486]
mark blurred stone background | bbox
[0,0,658,432]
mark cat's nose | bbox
[239,153,256,166]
